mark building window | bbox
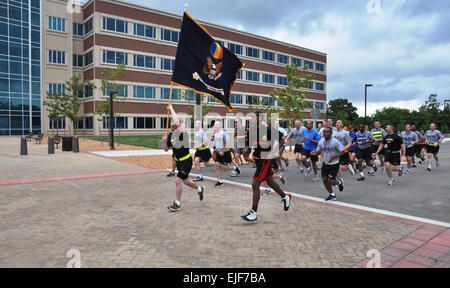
[84,18,93,34]
[237,70,243,80]
[161,58,175,71]
[48,50,66,64]
[228,43,242,55]
[246,95,259,105]
[208,97,218,103]
[262,51,275,61]
[315,102,325,110]
[246,71,259,82]
[277,54,289,64]
[133,55,155,69]
[133,23,156,39]
[133,86,156,99]
[103,50,127,65]
[292,57,302,67]
[246,47,260,59]
[315,63,325,72]
[48,83,65,95]
[161,88,181,101]
[161,28,179,43]
[84,51,93,66]
[103,117,128,129]
[73,23,83,36]
[262,74,275,84]
[133,117,156,129]
[48,17,66,32]
[73,54,83,67]
[277,76,288,86]
[103,17,128,34]
[315,82,325,91]
[261,96,275,107]
[48,117,66,130]
[304,60,314,70]
[103,84,128,98]
[230,93,242,105]
[304,101,314,109]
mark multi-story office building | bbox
[1,0,327,136]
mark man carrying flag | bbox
[171,12,244,112]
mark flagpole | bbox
[165,82,174,136]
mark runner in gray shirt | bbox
[425,123,445,171]
[193,121,215,182]
[285,120,307,173]
[401,124,419,174]
[311,127,346,202]
[333,120,356,176]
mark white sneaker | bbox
[305,167,312,178]
[388,179,397,186]
[405,169,411,175]
[313,175,320,182]
[368,168,375,176]
[241,210,257,222]
[261,188,271,196]
[381,167,385,175]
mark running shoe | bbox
[412,164,417,168]
[166,171,176,177]
[313,175,320,182]
[280,173,286,185]
[234,165,241,175]
[215,181,224,188]
[381,167,385,175]
[398,166,404,177]
[368,169,375,176]
[427,167,432,172]
[373,165,378,172]
[357,176,365,181]
[261,188,271,196]
[198,187,204,201]
[282,193,292,211]
[325,194,337,201]
[405,169,411,175]
[193,176,204,182]
[388,179,396,186]
[168,202,180,212]
[436,160,440,167]
[305,167,312,178]
[338,178,344,192]
[284,158,290,167]
[241,210,257,222]
[418,159,423,164]
[230,171,239,177]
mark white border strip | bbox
[189,173,450,228]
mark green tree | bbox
[265,63,315,129]
[43,90,64,136]
[419,94,441,113]
[327,98,359,122]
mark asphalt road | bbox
[201,143,450,223]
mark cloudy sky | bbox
[123,0,450,116]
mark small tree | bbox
[43,91,64,136]
[327,98,359,122]
[267,63,315,129]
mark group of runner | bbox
[163,105,445,223]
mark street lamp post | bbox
[365,84,373,125]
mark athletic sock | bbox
[199,174,203,178]
[252,206,258,213]
[360,172,364,177]
[175,200,181,206]
[331,193,336,197]
[197,187,202,192]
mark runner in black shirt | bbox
[374,125,406,186]
[163,105,205,212]
[241,112,292,222]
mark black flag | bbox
[171,12,244,112]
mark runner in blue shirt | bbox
[300,121,321,182]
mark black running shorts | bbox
[216,150,232,165]
[294,144,303,154]
[357,148,372,162]
[321,163,340,180]
[301,149,319,162]
[385,152,401,166]
[253,159,275,182]
[194,148,212,163]
[405,147,415,157]
[176,156,193,180]
[339,152,350,166]
[426,145,440,155]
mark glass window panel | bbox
[0,97,9,110]
[0,115,8,128]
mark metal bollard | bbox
[73,136,79,153]
[48,136,54,154]
[20,136,28,155]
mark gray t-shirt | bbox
[289,127,307,145]
[355,131,375,150]
[401,131,419,148]
[425,130,444,144]
[333,129,353,147]
[194,129,208,148]
[213,130,229,152]
[316,137,344,165]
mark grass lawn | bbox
[83,135,163,149]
